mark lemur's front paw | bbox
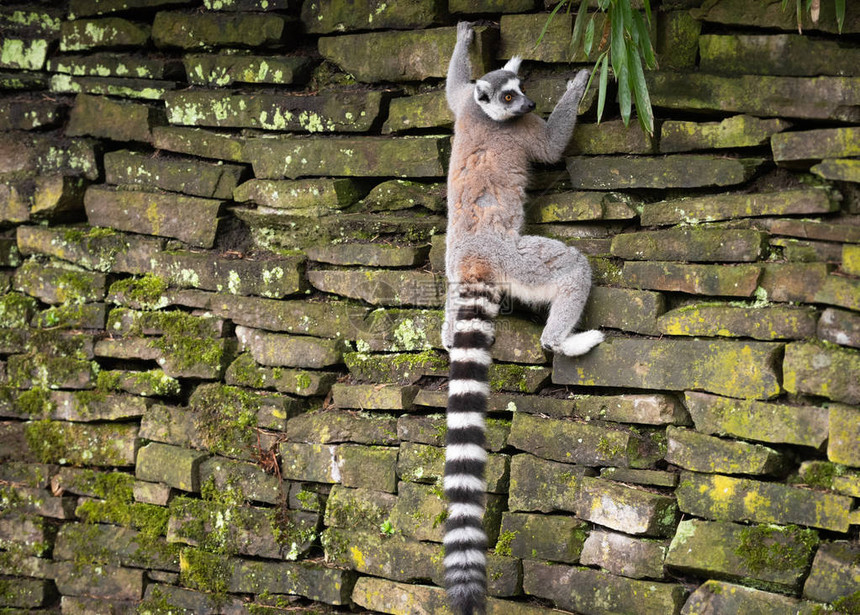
[566,69,590,96]
[456,21,474,44]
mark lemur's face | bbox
[473,57,535,122]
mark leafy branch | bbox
[782,0,846,34]
[538,0,657,136]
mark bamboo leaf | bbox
[617,61,631,127]
[835,0,846,33]
[642,0,653,26]
[570,0,591,58]
[628,44,654,136]
[597,52,609,123]
[584,16,595,58]
[535,0,568,50]
[632,10,657,69]
[609,3,627,77]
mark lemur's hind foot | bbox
[548,329,604,357]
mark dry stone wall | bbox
[1,0,859,613]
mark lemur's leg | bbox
[446,22,474,116]
[504,235,603,357]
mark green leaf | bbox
[628,44,654,136]
[642,0,653,26]
[535,0,568,50]
[597,52,609,123]
[632,10,657,69]
[584,15,595,58]
[618,61,631,127]
[609,3,627,78]
[570,0,591,59]
[835,0,846,33]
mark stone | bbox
[165,89,384,132]
[0,292,38,328]
[576,477,678,537]
[30,175,87,220]
[676,471,853,532]
[646,71,860,122]
[527,191,638,223]
[322,527,441,583]
[280,442,341,483]
[60,17,150,51]
[555,337,783,400]
[70,0,195,17]
[318,26,495,82]
[567,155,763,189]
[759,263,831,304]
[184,53,313,86]
[811,158,860,182]
[828,404,860,467]
[661,115,791,153]
[499,12,576,63]
[580,530,667,579]
[523,560,686,615]
[658,304,818,340]
[387,481,448,543]
[656,9,701,70]
[308,269,445,307]
[38,391,148,422]
[762,217,860,245]
[233,178,361,213]
[360,179,446,213]
[7,353,99,390]
[151,126,250,162]
[66,93,163,143]
[55,522,178,571]
[770,236,843,263]
[324,484,396,533]
[49,74,176,100]
[236,326,343,369]
[682,580,830,615]
[84,186,222,248]
[336,445,398,492]
[331,383,417,410]
[397,415,510,452]
[135,442,207,491]
[287,409,398,446]
[784,342,860,404]
[0,8,62,35]
[803,541,860,605]
[306,244,429,268]
[571,394,689,425]
[104,149,243,199]
[13,259,106,305]
[666,426,785,475]
[47,52,181,79]
[489,364,551,393]
[509,413,662,469]
[383,90,452,133]
[508,454,594,513]
[0,38,49,71]
[773,127,860,163]
[301,0,442,32]
[245,134,450,179]
[666,519,818,590]
[225,353,336,397]
[498,512,587,563]
[54,562,144,600]
[691,0,860,35]
[700,33,860,77]
[23,420,138,466]
[154,251,305,298]
[580,286,665,336]
[684,391,829,448]
[397,442,509,494]
[612,228,766,262]
[642,188,835,226]
[353,308,443,352]
[815,274,860,312]
[623,262,762,296]
[198,456,280,505]
[807,308,860,348]
[568,120,656,156]
[0,99,61,131]
[152,11,288,48]
[226,557,355,605]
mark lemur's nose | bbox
[526,99,536,112]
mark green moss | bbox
[833,590,860,613]
[494,530,517,557]
[179,548,230,601]
[109,274,170,310]
[136,586,192,614]
[24,419,66,464]
[190,385,259,457]
[0,292,38,328]
[735,524,818,574]
[15,388,53,418]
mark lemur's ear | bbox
[503,56,522,75]
[474,79,492,103]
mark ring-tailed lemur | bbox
[442,22,604,615]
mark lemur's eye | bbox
[504,93,513,102]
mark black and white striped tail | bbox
[444,282,502,615]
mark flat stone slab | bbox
[784,342,860,404]
[660,115,791,153]
[301,0,442,33]
[70,0,195,17]
[152,11,288,48]
[622,262,762,297]
[684,391,828,448]
[554,337,783,400]
[49,74,176,99]
[828,404,860,466]
[47,52,181,79]
[382,90,451,133]
[683,580,832,615]
[677,471,853,532]
[508,454,594,513]
[245,135,450,179]
[579,530,667,580]
[647,71,860,121]
[66,93,164,143]
[803,541,860,605]
[226,353,336,397]
[499,512,587,563]
[306,244,429,268]
[135,442,207,491]
[286,409,398,445]
[699,33,860,77]
[308,269,445,307]
[567,155,763,189]
[84,186,223,248]
[612,228,766,262]
[318,26,495,82]
[692,0,860,34]
[666,519,817,591]
[152,126,250,162]
[331,383,418,410]
[811,158,860,182]
[575,476,678,537]
[666,426,786,475]
[104,149,244,199]
[772,127,860,163]
[0,99,61,131]
[164,89,384,132]
[527,191,638,223]
[641,188,835,226]
[184,53,313,86]
[60,17,150,51]
[0,38,49,71]
[658,304,818,340]
[236,326,343,368]
[580,286,665,336]
[233,178,361,213]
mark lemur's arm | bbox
[446,22,474,118]
[528,69,590,163]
